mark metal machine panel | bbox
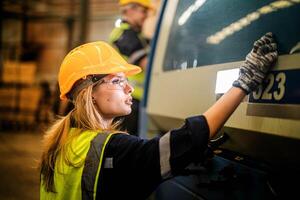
[145,1,300,199]
[146,0,300,139]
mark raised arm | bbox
[204,32,278,138]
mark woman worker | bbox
[40,32,277,199]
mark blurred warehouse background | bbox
[1,0,122,130]
[0,0,159,199]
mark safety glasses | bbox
[96,76,130,90]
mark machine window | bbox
[163,0,300,71]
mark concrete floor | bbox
[0,131,43,200]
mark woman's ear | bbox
[92,96,96,104]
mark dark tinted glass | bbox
[163,0,300,71]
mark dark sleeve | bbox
[169,115,210,176]
[107,115,209,178]
[107,134,161,171]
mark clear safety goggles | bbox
[95,76,130,90]
[67,74,130,100]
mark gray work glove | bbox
[233,32,278,94]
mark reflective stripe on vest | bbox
[159,132,172,180]
[40,129,113,200]
[109,22,130,44]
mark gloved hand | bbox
[232,32,278,94]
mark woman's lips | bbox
[125,98,132,105]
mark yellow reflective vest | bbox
[40,129,113,200]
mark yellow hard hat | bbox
[58,41,141,100]
[119,0,153,9]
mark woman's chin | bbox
[124,109,132,116]
[118,109,132,117]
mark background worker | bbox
[40,33,277,199]
[109,0,152,135]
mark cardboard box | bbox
[2,61,37,84]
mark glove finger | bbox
[257,43,277,55]
[269,43,277,51]
[265,43,277,52]
[254,39,265,48]
[264,32,273,38]
[252,33,275,53]
[260,32,274,44]
[264,51,278,64]
[252,45,259,53]
[255,32,274,47]
[253,40,264,54]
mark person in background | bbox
[142,0,160,40]
[39,33,277,199]
[109,0,152,136]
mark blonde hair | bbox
[40,83,121,192]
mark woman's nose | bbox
[124,82,134,94]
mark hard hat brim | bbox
[104,62,142,77]
[59,63,142,100]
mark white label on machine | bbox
[215,68,239,94]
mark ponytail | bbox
[39,111,72,192]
